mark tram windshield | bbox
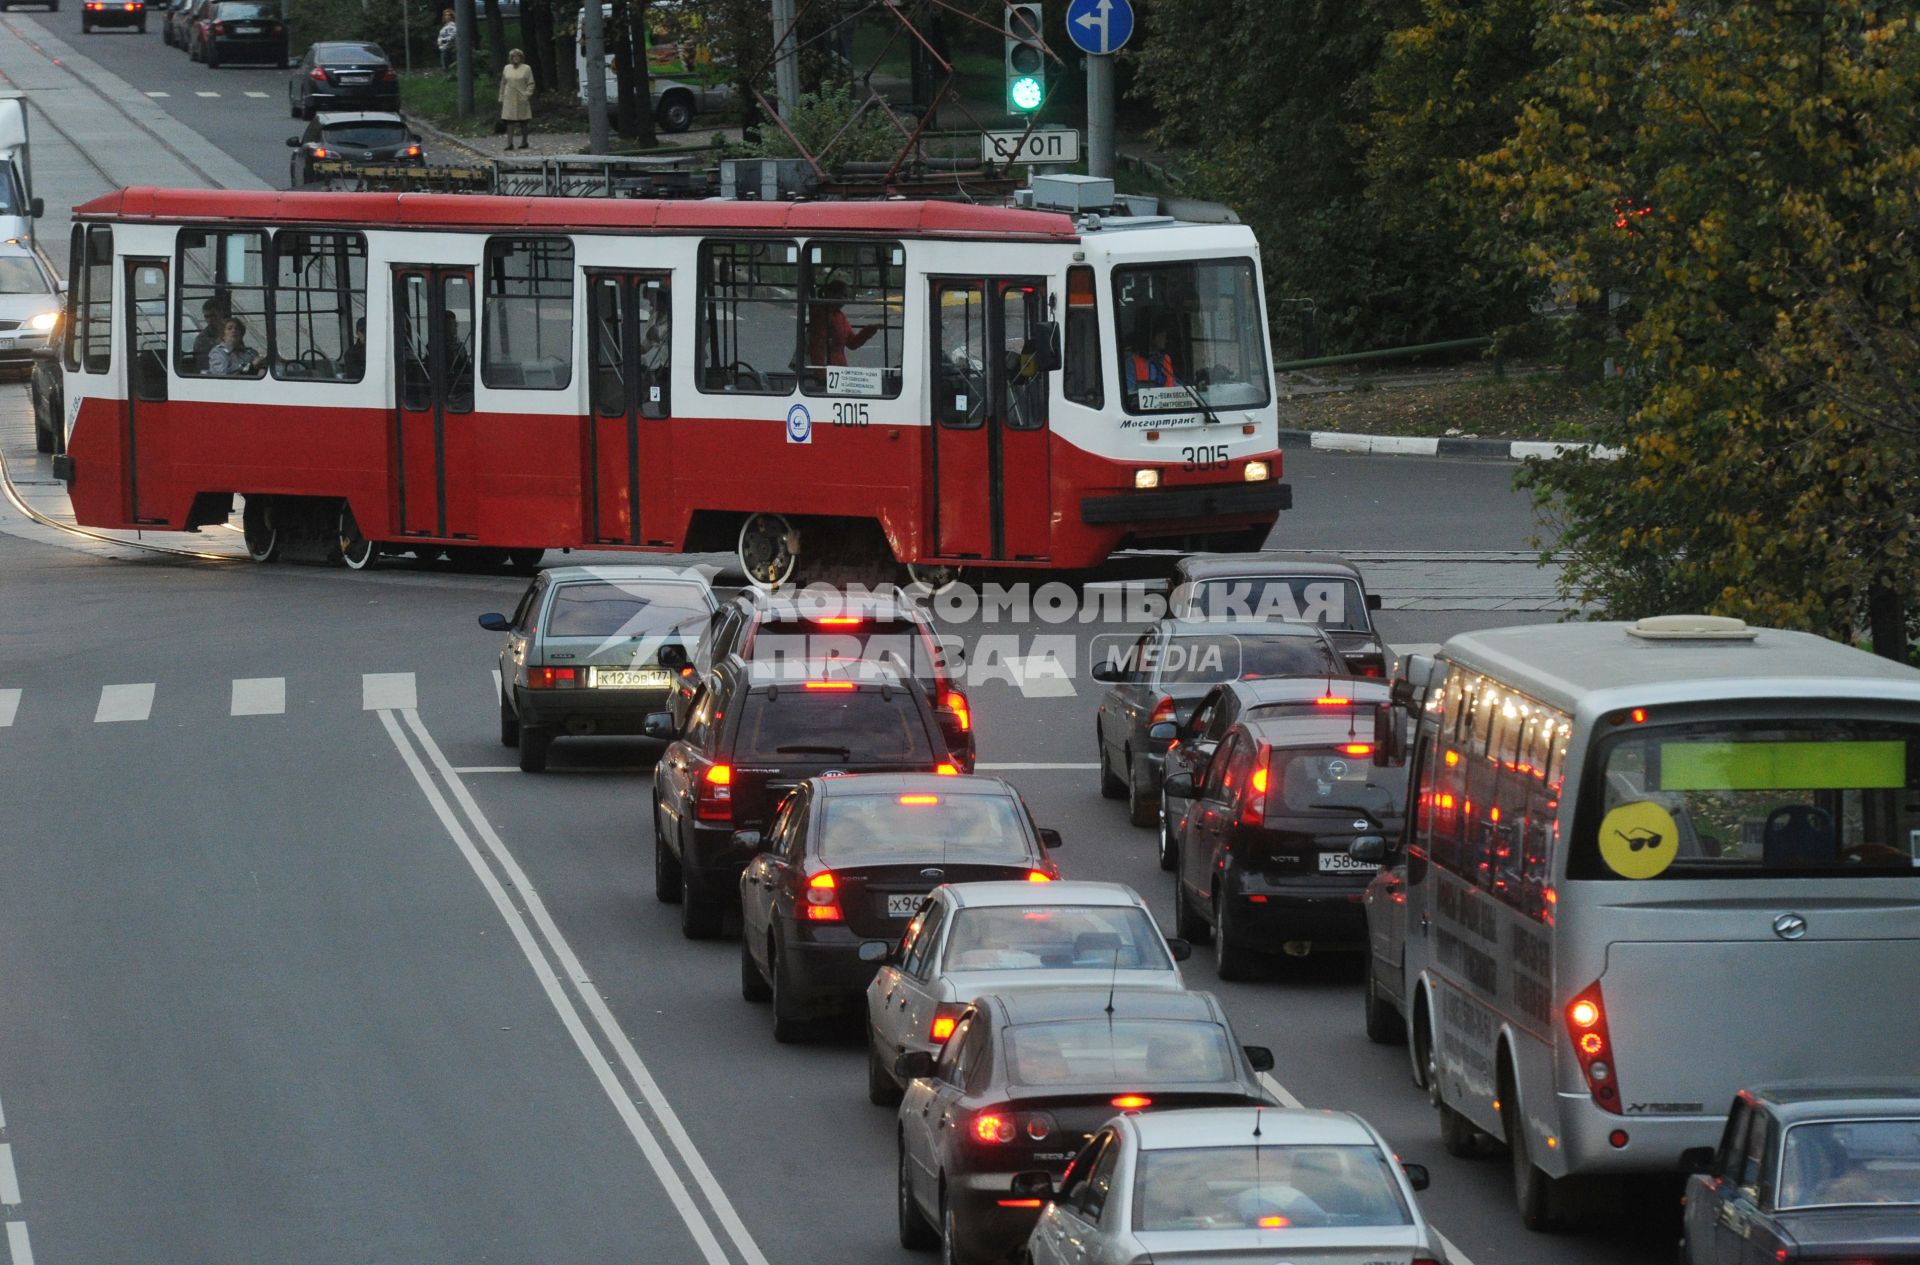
[1112,258,1269,414]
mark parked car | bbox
[737,774,1061,1042]
[1157,676,1393,872]
[649,657,962,939]
[1093,618,1346,827]
[190,0,287,66]
[80,0,144,33]
[895,987,1276,1265]
[0,244,64,371]
[1022,1108,1441,1265]
[289,41,399,118]
[287,111,420,186]
[0,0,61,12]
[478,564,716,773]
[1170,552,1390,677]
[864,880,1187,1106]
[1681,1083,1920,1265]
[164,0,203,49]
[1164,697,1408,980]
[30,345,62,454]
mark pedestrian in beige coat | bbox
[499,49,534,151]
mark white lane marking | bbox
[0,690,18,728]
[1003,654,1079,700]
[243,91,269,98]
[1253,1075,1476,1265]
[0,1144,18,1205]
[0,1089,6,1128]
[378,710,740,1265]
[145,91,169,97]
[5,1222,31,1265]
[452,766,517,773]
[975,762,1098,771]
[94,683,154,723]
[402,711,771,1265]
[361,672,416,711]
[194,91,219,98]
[491,669,501,700]
[230,677,285,717]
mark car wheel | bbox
[517,725,550,772]
[498,691,519,748]
[33,405,53,454]
[1097,725,1125,799]
[940,1191,975,1265]
[136,18,144,31]
[769,940,808,1043]
[653,811,683,904]
[679,861,723,940]
[1173,872,1211,944]
[656,94,693,133]
[1212,884,1258,982]
[867,1022,902,1106]
[1125,747,1156,827]
[1363,955,1405,1045]
[206,43,220,66]
[1156,803,1178,871]
[897,1137,937,1250]
[739,933,771,1002]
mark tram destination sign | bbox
[981,128,1082,165]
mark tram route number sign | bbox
[981,129,1082,166]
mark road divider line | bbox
[243,90,268,98]
[0,689,17,728]
[361,672,416,711]
[144,90,168,97]
[376,709,740,1265]
[230,676,285,717]
[193,91,219,98]
[403,709,772,1265]
[0,1143,18,1205]
[0,1089,6,1128]
[975,762,1098,771]
[94,683,153,723]
[5,1222,30,1265]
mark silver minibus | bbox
[1361,615,1920,1229]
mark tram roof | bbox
[73,188,1082,242]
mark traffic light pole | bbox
[772,0,802,116]
[1086,52,1114,178]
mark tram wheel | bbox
[242,497,280,563]
[507,548,545,574]
[905,561,968,595]
[338,503,378,571]
[737,512,798,589]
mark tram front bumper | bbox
[1079,482,1292,525]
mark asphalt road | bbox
[0,13,1674,1265]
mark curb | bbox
[404,112,495,164]
[1277,428,1618,462]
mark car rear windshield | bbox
[744,617,944,683]
[1156,633,1339,686]
[942,905,1170,973]
[1574,720,1920,880]
[817,793,1027,865]
[320,43,385,62]
[543,580,711,638]
[1133,1144,1413,1231]
[1269,731,1407,820]
[215,2,276,17]
[1779,1119,1920,1209]
[0,258,48,295]
[1005,1019,1232,1086]
[322,123,408,147]
[1184,577,1369,631]
[733,689,935,762]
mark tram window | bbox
[698,238,798,396]
[483,237,573,391]
[67,225,113,374]
[176,229,268,378]
[1063,265,1103,409]
[271,231,367,384]
[129,264,169,403]
[1000,282,1048,431]
[443,273,475,414]
[933,281,987,428]
[801,240,902,399]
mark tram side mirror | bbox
[1400,1162,1431,1192]
[477,612,511,632]
[1032,320,1061,372]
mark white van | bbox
[0,93,45,248]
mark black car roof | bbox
[985,986,1220,1026]
[811,772,1012,797]
[1175,553,1366,583]
[736,656,921,691]
[314,42,387,59]
[732,589,927,621]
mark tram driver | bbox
[1125,312,1179,393]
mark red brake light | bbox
[1257,1215,1293,1228]
[1251,767,1269,793]
[1025,870,1052,883]
[1566,982,1621,1112]
[1631,708,1648,723]
[1339,743,1373,756]
[944,690,971,732]
[1110,1095,1152,1109]
[526,666,578,689]
[804,680,855,690]
[1313,696,1353,706]
[815,616,862,626]
[973,1113,1014,1144]
[929,1003,965,1043]
[705,765,732,786]
[311,147,330,159]
[936,763,958,776]
[211,19,225,31]
[804,870,842,921]
[1241,745,1271,825]
[403,144,421,158]
[380,65,398,81]
[996,1199,1043,1208]
[695,764,733,822]
[899,794,940,805]
[310,66,329,81]
[1149,696,1176,726]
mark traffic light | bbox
[1004,3,1045,115]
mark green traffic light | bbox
[1010,75,1043,111]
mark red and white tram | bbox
[54,188,1289,580]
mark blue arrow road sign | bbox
[1066,0,1134,56]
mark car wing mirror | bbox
[1164,936,1191,962]
[1366,592,1383,611]
[858,940,894,964]
[1680,1146,1717,1175]
[658,642,689,670]
[1242,1044,1275,1073]
[29,197,42,219]
[1009,1171,1055,1200]
[1089,663,1123,684]
[895,1050,937,1081]
[1349,836,1387,865]
[286,137,301,148]
[730,829,763,852]
[641,711,677,741]
[1037,827,1062,850]
[1147,720,1176,742]
[477,612,511,632]
[1160,772,1195,798]
[1400,1161,1430,1191]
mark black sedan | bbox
[738,774,1061,1042]
[895,986,1275,1265]
[290,41,399,119]
[287,112,420,187]
[1682,1082,1920,1265]
[1170,552,1390,677]
[80,0,144,32]
[191,0,285,65]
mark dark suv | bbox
[690,588,974,770]
[648,659,963,939]
[1163,701,1408,980]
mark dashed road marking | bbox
[230,676,285,716]
[360,672,416,711]
[0,1143,18,1205]
[243,90,269,98]
[0,690,17,728]
[144,90,169,97]
[5,1222,31,1265]
[194,91,219,98]
[94,683,154,723]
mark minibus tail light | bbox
[1567,982,1622,1112]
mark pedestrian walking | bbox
[436,8,457,74]
[498,48,534,151]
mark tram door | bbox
[122,258,171,523]
[585,270,673,545]
[392,266,476,538]
[929,277,1051,561]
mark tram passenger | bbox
[807,279,876,378]
[190,296,230,372]
[208,318,261,376]
[342,317,367,380]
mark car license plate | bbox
[235,23,260,31]
[886,894,920,918]
[593,667,671,689]
[339,73,369,83]
[1319,851,1379,873]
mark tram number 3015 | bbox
[831,402,871,426]
[1182,444,1229,471]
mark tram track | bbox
[0,435,237,561]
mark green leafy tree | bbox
[1487,1,1920,657]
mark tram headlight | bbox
[1244,460,1270,482]
[28,311,57,333]
[1133,469,1160,490]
